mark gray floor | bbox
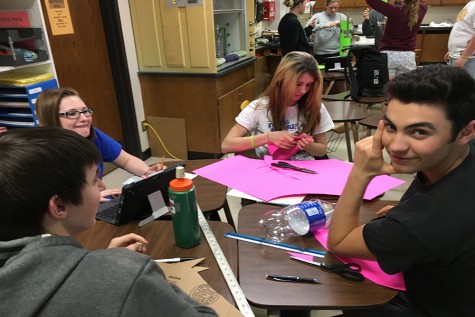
[102,123,414,317]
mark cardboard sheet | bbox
[193,155,406,201]
[157,258,243,317]
[147,116,188,160]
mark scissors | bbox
[271,161,317,174]
[290,256,364,282]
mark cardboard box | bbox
[146,116,188,160]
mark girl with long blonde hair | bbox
[221,51,334,160]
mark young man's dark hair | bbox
[0,127,99,240]
[0,127,217,316]
[386,64,475,140]
[328,64,475,316]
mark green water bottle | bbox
[169,166,200,248]
[340,17,353,57]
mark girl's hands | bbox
[144,163,167,176]
[268,131,297,149]
[295,133,315,150]
[100,188,122,202]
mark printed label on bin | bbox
[298,201,326,232]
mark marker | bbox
[135,242,145,252]
[266,274,321,284]
[155,257,197,263]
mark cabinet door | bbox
[420,33,450,63]
[441,0,466,5]
[218,79,256,142]
[353,0,369,8]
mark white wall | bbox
[117,0,150,153]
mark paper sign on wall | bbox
[0,11,31,28]
[45,0,74,35]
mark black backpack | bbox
[346,45,389,101]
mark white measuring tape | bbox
[197,205,255,317]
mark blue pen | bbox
[224,232,325,258]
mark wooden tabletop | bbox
[322,70,347,80]
[75,219,238,304]
[359,114,383,130]
[180,159,228,213]
[237,200,398,311]
[324,100,367,123]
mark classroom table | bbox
[322,70,348,95]
[237,200,398,316]
[324,101,367,162]
[75,219,238,305]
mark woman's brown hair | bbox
[36,87,95,141]
[259,51,323,135]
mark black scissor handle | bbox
[272,162,294,169]
[321,263,364,282]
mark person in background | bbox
[279,0,315,55]
[0,127,217,316]
[221,51,334,160]
[307,0,352,65]
[328,64,475,316]
[446,0,475,79]
[366,0,427,78]
[36,87,165,201]
[362,6,386,49]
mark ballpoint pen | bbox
[266,274,321,284]
[155,257,197,263]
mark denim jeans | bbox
[448,57,475,80]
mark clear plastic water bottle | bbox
[258,200,334,242]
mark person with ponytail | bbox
[278,0,315,55]
[366,0,427,78]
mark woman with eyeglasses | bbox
[36,87,165,201]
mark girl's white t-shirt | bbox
[236,97,334,160]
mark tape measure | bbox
[197,206,255,317]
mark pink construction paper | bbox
[268,143,299,160]
[193,155,405,201]
[288,228,405,290]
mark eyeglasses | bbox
[58,108,94,119]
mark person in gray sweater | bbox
[0,127,217,317]
[307,0,352,64]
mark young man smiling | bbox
[328,64,475,316]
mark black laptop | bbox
[96,162,184,225]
